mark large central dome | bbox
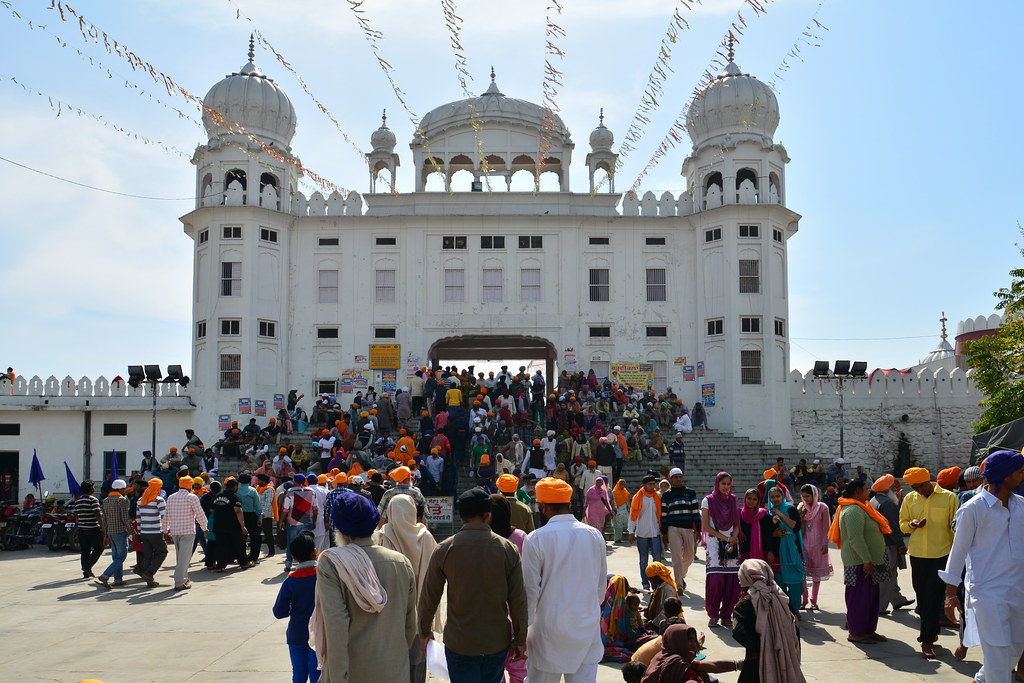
[416,76,572,144]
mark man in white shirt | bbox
[939,450,1024,683]
[540,430,558,472]
[522,478,606,683]
[166,475,208,590]
[627,474,663,591]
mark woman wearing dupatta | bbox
[738,489,774,562]
[797,484,832,610]
[764,481,805,614]
[700,472,741,628]
[585,477,614,531]
[611,479,631,543]
[600,575,645,661]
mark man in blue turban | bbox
[313,489,417,683]
[939,450,1024,682]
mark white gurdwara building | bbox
[182,49,800,445]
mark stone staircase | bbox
[618,430,809,496]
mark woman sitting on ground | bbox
[641,623,745,683]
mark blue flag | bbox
[110,450,120,481]
[29,449,45,495]
[63,461,82,497]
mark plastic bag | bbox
[426,638,449,683]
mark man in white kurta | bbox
[938,450,1024,683]
[522,477,607,683]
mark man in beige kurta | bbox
[316,490,417,683]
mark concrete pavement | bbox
[0,537,981,682]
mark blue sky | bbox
[0,0,1020,382]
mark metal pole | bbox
[838,378,845,462]
[151,381,157,458]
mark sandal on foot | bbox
[870,633,888,642]
[848,636,878,645]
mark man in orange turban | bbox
[521,477,607,681]
[869,474,913,615]
[135,478,169,587]
[497,474,534,533]
[936,467,961,490]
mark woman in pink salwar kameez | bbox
[799,483,833,609]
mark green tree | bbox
[965,227,1024,432]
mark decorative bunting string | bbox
[222,0,366,160]
[1,2,204,129]
[41,0,351,199]
[440,0,491,188]
[593,0,700,193]
[345,0,444,185]
[629,0,775,192]
[1,74,191,158]
[768,0,829,92]
[536,0,565,182]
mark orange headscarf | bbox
[139,478,163,507]
[256,482,278,521]
[827,497,891,548]
[612,481,631,508]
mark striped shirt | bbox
[135,497,167,534]
[72,495,102,529]
[101,495,132,535]
[660,486,702,534]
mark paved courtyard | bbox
[0,539,979,682]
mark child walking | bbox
[273,530,320,683]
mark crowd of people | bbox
[62,364,1024,683]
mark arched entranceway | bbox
[427,335,557,380]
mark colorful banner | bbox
[697,361,705,377]
[254,399,267,416]
[683,365,695,381]
[273,393,285,409]
[423,496,454,524]
[381,369,397,393]
[406,353,421,377]
[563,347,577,373]
[673,356,687,367]
[610,363,654,389]
[354,355,368,365]
[218,414,231,430]
[238,398,251,414]
[369,344,401,370]
[701,383,716,407]
[340,369,370,393]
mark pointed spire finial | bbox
[248,33,255,63]
[599,108,605,125]
[490,65,496,82]
[381,109,388,127]
[727,33,735,62]
[940,311,948,340]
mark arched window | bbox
[200,173,213,207]
[449,169,474,192]
[768,171,782,204]
[735,168,758,189]
[225,168,247,190]
[705,171,723,191]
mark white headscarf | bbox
[373,495,436,598]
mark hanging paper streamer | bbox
[535,0,565,182]
[440,0,491,188]
[345,0,445,184]
[630,0,775,193]
[1,74,191,159]
[40,0,352,199]
[222,0,367,160]
[768,1,830,92]
[593,0,697,193]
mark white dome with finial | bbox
[589,109,614,151]
[202,36,297,149]
[417,68,572,144]
[370,110,397,152]
[686,41,779,150]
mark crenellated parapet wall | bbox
[620,185,782,218]
[0,375,190,399]
[789,367,983,477]
[290,190,364,217]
